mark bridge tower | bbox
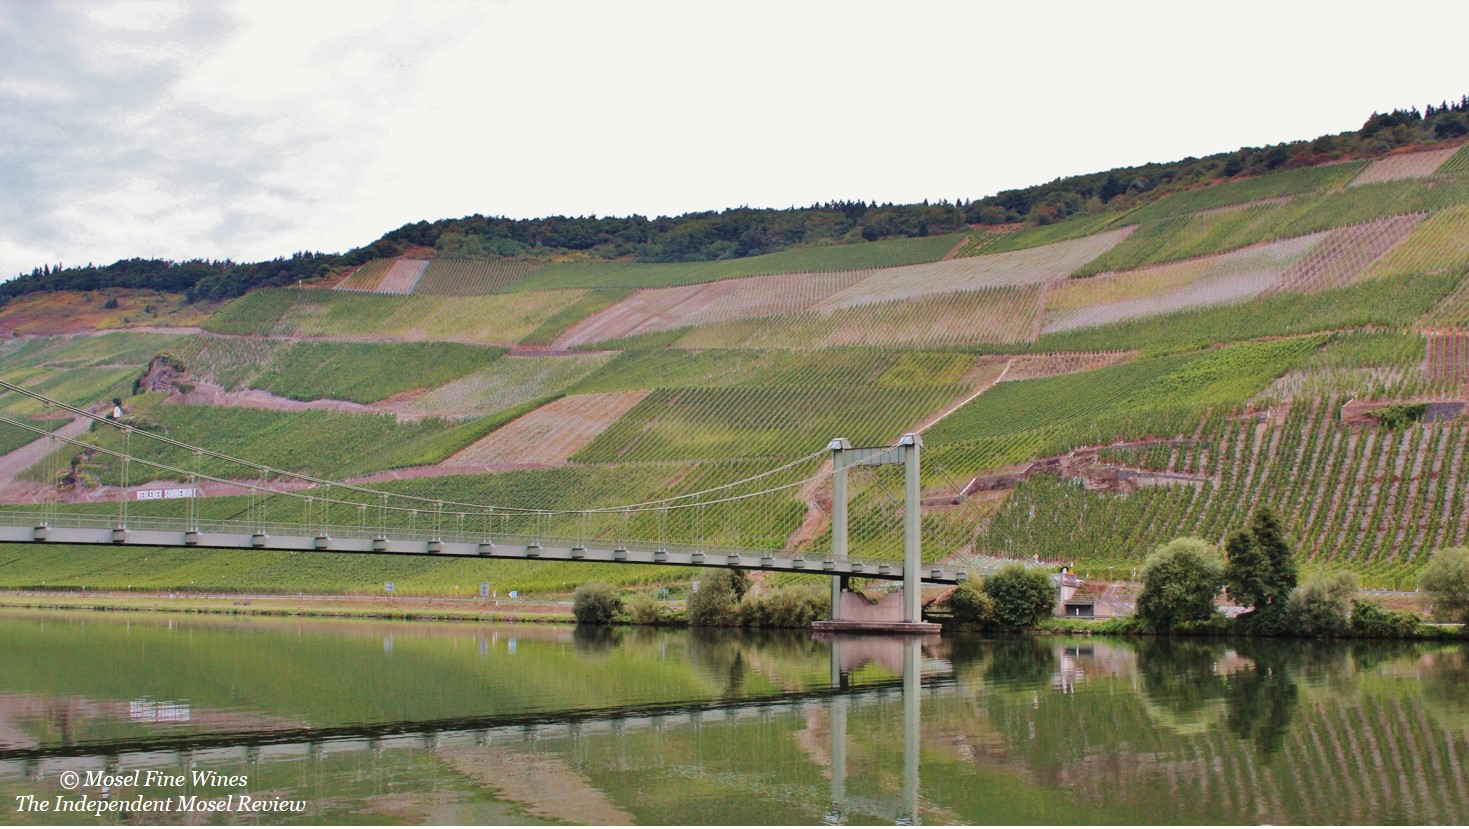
[815,433,940,633]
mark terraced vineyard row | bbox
[248,341,505,404]
[411,258,549,295]
[1347,145,1460,186]
[518,288,631,346]
[1437,141,1469,176]
[977,398,1469,584]
[555,269,871,347]
[163,334,290,389]
[1425,332,1469,387]
[559,228,1131,348]
[575,383,966,463]
[204,288,591,344]
[1074,170,1469,280]
[675,285,1046,349]
[0,364,139,418]
[446,391,648,466]
[1014,269,1461,355]
[1121,162,1368,223]
[334,258,393,291]
[1357,204,1469,283]
[521,233,963,292]
[390,352,614,419]
[925,338,1323,480]
[1074,202,1294,277]
[1254,330,1439,403]
[1042,232,1326,334]
[24,395,507,483]
[571,348,982,394]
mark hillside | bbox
[2,131,1469,595]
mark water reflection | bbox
[0,611,1465,825]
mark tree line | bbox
[7,96,1465,307]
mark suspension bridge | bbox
[0,380,1025,628]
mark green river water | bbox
[0,610,1465,825]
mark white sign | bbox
[134,487,199,501]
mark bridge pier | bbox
[814,435,940,634]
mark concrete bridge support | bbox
[816,435,939,634]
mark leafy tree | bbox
[981,564,1056,629]
[571,582,621,625]
[1137,537,1224,631]
[1419,546,1469,623]
[1435,113,1469,138]
[947,579,996,629]
[1224,507,1297,614]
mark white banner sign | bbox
[134,487,199,501]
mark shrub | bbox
[947,579,997,629]
[572,582,622,625]
[1368,402,1427,429]
[1419,546,1469,623]
[1288,571,1359,637]
[626,592,668,626]
[1137,537,1225,632]
[688,569,750,627]
[738,585,827,628]
[982,565,1056,630]
[1350,600,1422,638]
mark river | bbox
[0,610,1465,824]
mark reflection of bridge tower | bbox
[814,435,942,634]
[825,635,927,825]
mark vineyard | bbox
[1347,145,1460,186]
[411,258,548,295]
[445,391,650,466]
[9,138,1469,598]
[247,341,504,404]
[203,288,593,344]
[522,233,963,292]
[1041,232,1329,334]
[978,398,1469,586]
[389,352,613,419]
[1121,162,1368,223]
[24,395,507,482]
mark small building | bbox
[1051,568,1129,618]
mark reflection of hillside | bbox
[438,744,634,825]
[0,693,305,751]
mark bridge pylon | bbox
[814,434,940,634]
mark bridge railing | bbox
[0,510,941,574]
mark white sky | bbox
[2,0,1466,278]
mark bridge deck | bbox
[0,515,966,585]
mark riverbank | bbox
[0,590,576,624]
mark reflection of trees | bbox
[1137,639,1229,734]
[572,624,623,656]
[982,637,1055,689]
[1223,642,1299,756]
[1422,645,1469,733]
[941,634,995,687]
[687,628,752,699]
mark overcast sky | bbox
[2,0,1466,278]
